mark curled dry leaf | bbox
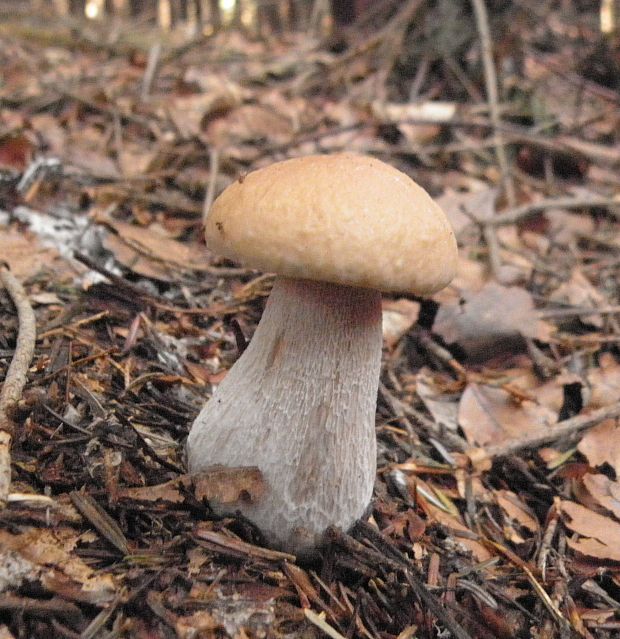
[423,501,491,562]
[119,466,266,507]
[432,254,488,307]
[582,474,620,520]
[587,353,620,408]
[176,611,219,638]
[205,103,294,149]
[561,500,620,562]
[415,368,460,433]
[496,489,539,544]
[577,419,620,475]
[0,528,116,604]
[434,282,553,360]
[435,186,497,238]
[381,298,419,348]
[458,382,557,447]
[168,87,243,139]
[549,268,607,327]
[98,216,212,281]
[0,230,66,281]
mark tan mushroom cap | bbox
[205,153,458,295]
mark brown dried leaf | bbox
[175,611,219,638]
[118,141,158,178]
[0,528,116,603]
[434,282,553,359]
[577,419,620,474]
[415,369,460,433]
[458,383,557,447]
[0,229,67,280]
[496,489,540,541]
[0,625,16,639]
[168,87,242,139]
[424,502,491,562]
[582,474,620,520]
[98,217,211,281]
[0,131,35,171]
[206,103,294,149]
[561,500,620,561]
[119,466,266,507]
[381,298,420,347]
[550,269,607,327]
[435,186,497,237]
[587,353,620,408]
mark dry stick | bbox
[0,265,36,504]
[470,0,516,284]
[470,0,514,206]
[482,402,620,460]
[203,147,220,219]
[141,41,162,102]
[487,195,620,226]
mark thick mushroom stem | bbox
[187,277,383,554]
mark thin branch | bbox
[470,0,515,206]
[487,195,620,226]
[0,265,37,504]
[203,147,220,219]
[482,402,620,460]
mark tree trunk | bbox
[257,1,282,35]
[330,0,355,26]
[69,0,83,16]
[209,0,221,30]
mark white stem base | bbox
[187,277,382,555]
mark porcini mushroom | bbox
[187,153,457,555]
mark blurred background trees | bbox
[23,0,374,35]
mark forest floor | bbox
[1,2,620,638]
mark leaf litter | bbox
[0,2,620,638]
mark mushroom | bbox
[187,153,457,555]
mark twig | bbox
[487,195,620,226]
[470,0,515,206]
[470,0,517,284]
[0,265,36,504]
[482,402,620,460]
[141,42,162,101]
[70,491,130,556]
[304,609,347,639]
[537,305,620,319]
[203,147,220,219]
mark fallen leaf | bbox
[561,500,620,561]
[98,216,212,281]
[415,368,460,433]
[582,474,620,520]
[0,229,66,280]
[168,88,242,139]
[496,489,540,542]
[550,269,607,327]
[435,186,497,237]
[0,528,116,604]
[119,466,266,506]
[434,281,553,359]
[577,419,620,474]
[546,209,595,246]
[432,254,488,307]
[205,103,294,148]
[176,610,219,638]
[458,383,556,447]
[423,501,491,562]
[381,298,420,347]
[0,131,34,171]
[587,353,620,408]
[118,141,158,178]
